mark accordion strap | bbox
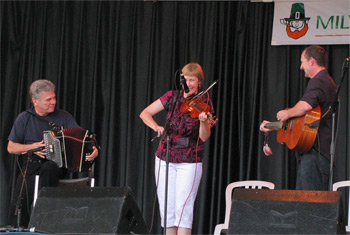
[26,110,59,128]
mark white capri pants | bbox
[155,157,202,229]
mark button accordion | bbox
[43,128,97,172]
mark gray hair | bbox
[29,79,55,100]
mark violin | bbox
[180,97,218,126]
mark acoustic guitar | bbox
[264,106,321,153]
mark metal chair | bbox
[33,164,95,207]
[333,180,350,232]
[58,162,95,187]
[214,180,275,235]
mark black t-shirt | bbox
[8,107,80,145]
[301,69,337,160]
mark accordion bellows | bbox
[43,128,95,172]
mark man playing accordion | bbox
[7,79,99,227]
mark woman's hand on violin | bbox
[199,112,211,142]
[198,112,209,122]
[153,125,165,137]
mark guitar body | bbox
[276,106,321,153]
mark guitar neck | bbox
[262,105,320,153]
[265,121,283,130]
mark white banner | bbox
[272,0,350,45]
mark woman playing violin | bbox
[140,63,214,235]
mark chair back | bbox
[223,181,275,225]
[333,180,350,232]
[214,180,274,234]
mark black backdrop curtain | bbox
[0,1,349,234]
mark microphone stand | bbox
[328,58,349,190]
[157,91,182,235]
[315,99,339,191]
[164,134,169,234]
[14,153,31,230]
[159,121,170,234]
[328,108,337,191]
[14,147,44,230]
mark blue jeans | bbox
[296,149,331,191]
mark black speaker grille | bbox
[28,187,148,234]
[228,189,344,234]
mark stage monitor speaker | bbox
[228,189,344,234]
[28,187,149,234]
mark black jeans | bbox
[8,159,63,227]
[296,149,330,191]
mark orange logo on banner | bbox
[280,3,310,40]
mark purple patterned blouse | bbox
[155,90,214,163]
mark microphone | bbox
[180,72,189,93]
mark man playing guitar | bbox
[260,45,337,191]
